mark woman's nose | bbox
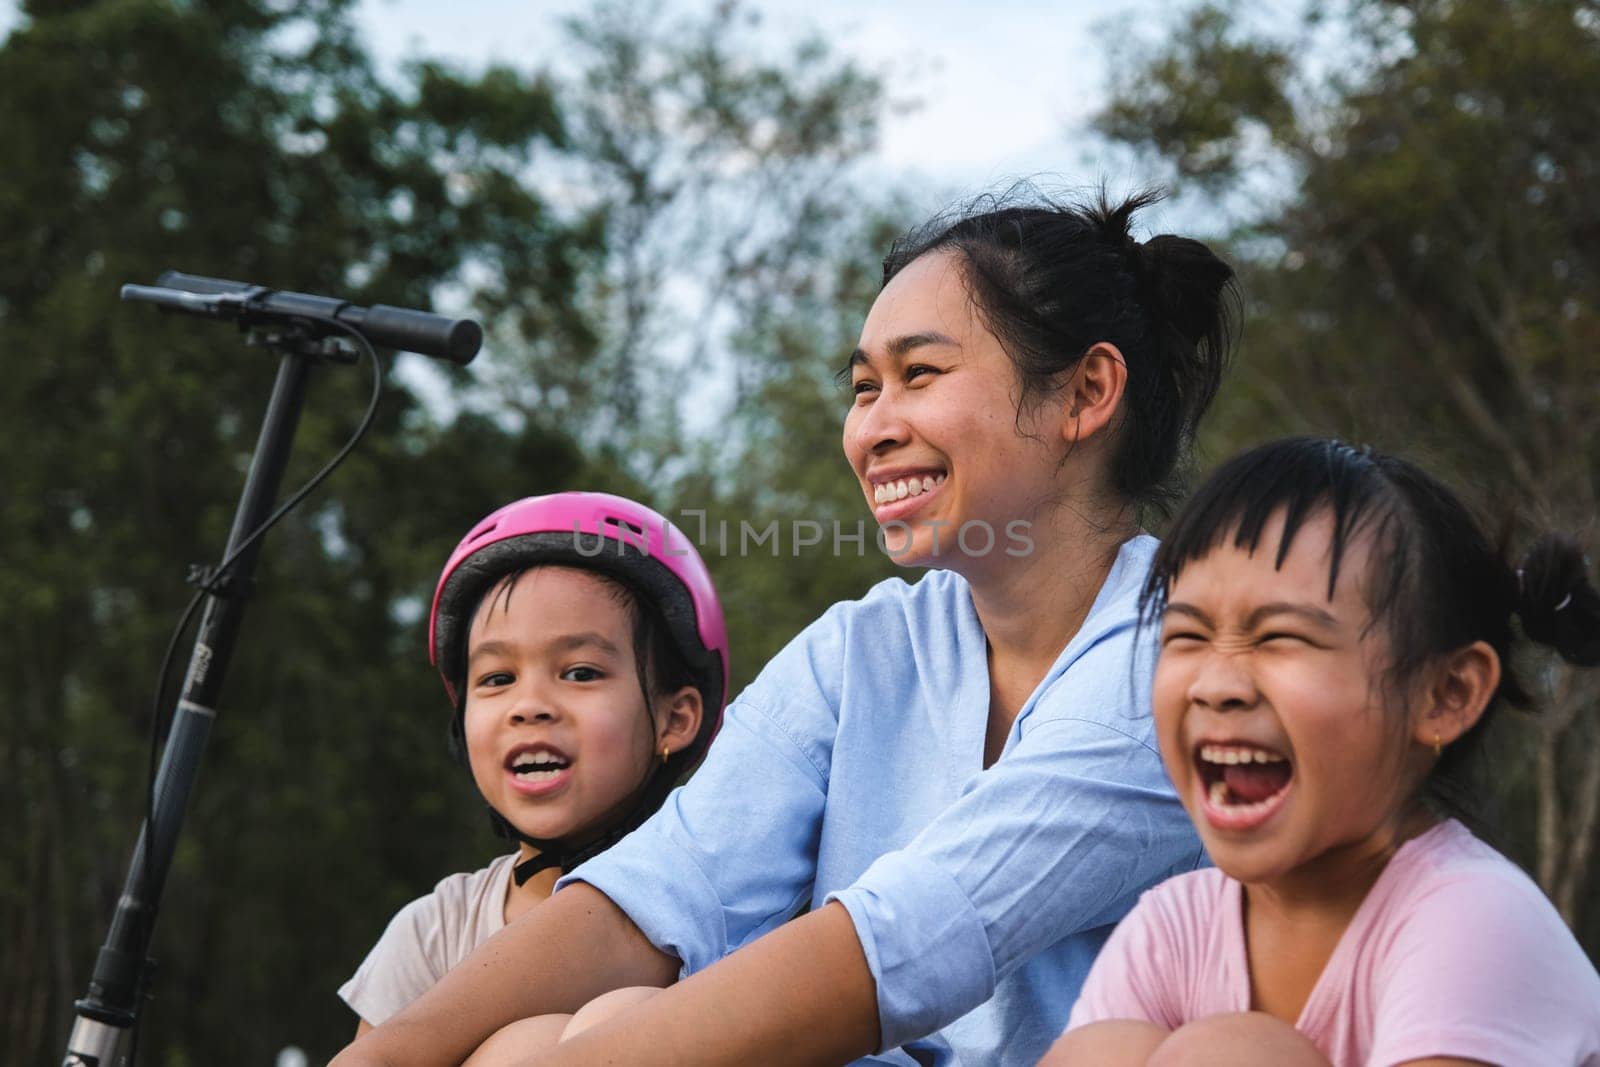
[849,387,911,456]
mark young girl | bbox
[338,491,728,1035]
[1045,436,1600,1066]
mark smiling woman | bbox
[332,189,1239,1067]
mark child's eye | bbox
[1258,632,1311,647]
[477,670,515,688]
[562,665,604,683]
[1161,631,1205,647]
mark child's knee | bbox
[561,985,665,1042]
[461,1014,574,1066]
[1040,1019,1170,1064]
[1149,1012,1330,1067]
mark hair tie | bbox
[1555,591,1574,612]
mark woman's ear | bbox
[1413,641,1500,750]
[1059,342,1129,446]
[657,685,704,758]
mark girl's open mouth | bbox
[505,746,574,797]
[1193,742,1293,832]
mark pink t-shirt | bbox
[1067,820,1600,1066]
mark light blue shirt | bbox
[561,534,1204,1064]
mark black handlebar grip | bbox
[151,271,482,364]
[345,305,482,365]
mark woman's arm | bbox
[330,883,677,1067]
[540,901,879,1067]
[534,705,1196,1063]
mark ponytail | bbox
[1516,534,1600,667]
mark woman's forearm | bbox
[331,883,678,1067]
[539,901,880,1067]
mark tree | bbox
[472,0,886,477]
[0,0,598,1061]
[1098,0,1600,955]
[4,0,904,1059]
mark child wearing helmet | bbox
[338,492,728,1034]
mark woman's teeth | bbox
[873,473,945,504]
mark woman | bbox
[332,189,1239,1066]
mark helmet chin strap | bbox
[492,755,670,888]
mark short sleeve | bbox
[338,895,449,1027]
[1367,873,1600,1067]
[827,637,1202,1051]
[559,607,846,977]
[1065,890,1186,1032]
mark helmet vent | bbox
[604,517,648,543]
[467,519,500,544]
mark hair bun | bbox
[1517,533,1600,666]
[1137,234,1237,352]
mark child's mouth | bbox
[505,746,573,796]
[1194,742,1293,831]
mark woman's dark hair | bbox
[882,186,1240,515]
[1142,435,1600,824]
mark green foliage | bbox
[0,1,599,1061]
[3,0,896,1061]
[1098,0,1600,957]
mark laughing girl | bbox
[1044,436,1600,1067]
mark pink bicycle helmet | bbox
[428,491,729,879]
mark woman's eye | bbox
[562,665,603,683]
[904,364,936,382]
[852,379,878,398]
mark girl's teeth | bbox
[515,767,564,781]
[1209,781,1230,807]
[1200,744,1285,766]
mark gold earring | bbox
[1433,733,1443,758]
[660,745,671,765]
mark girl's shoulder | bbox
[1375,819,1554,914]
[1362,820,1597,990]
[425,851,519,914]
[1352,821,1600,1062]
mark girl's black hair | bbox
[882,186,1240,515]
[1142,435,1600,824]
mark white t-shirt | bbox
[339,852,518,1026]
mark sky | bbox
[0,0,1211,202]
[352,0,1165,195]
